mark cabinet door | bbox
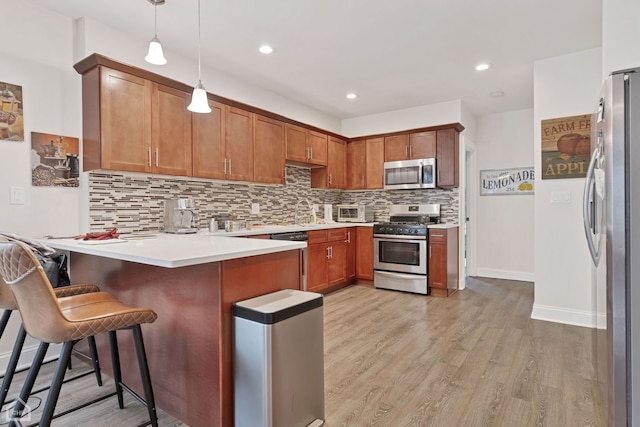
[436,128,459,187]
[192,99,226,179]
[307,130,328,166]
[347,140,366,189]
[152,84,193,176]
[254,115,285,184]
[410,131,436,159]
[328,136,346,188]
[285,124,308,163]
[365,137,384,189]
[346,228,356,280]
[307,243,329,292]
[428,242,447,289]
[100,67,152,172]
[356,227,374,280]
[328,241,347,286]
[225,106,254,181]
[384,134,408,162]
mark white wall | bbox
[603,0,640,75]
[76,17,341,134]
[475,109,535,281]
[532,47,603,327]
[341,100,464,138]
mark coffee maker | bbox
[163,198,198,234]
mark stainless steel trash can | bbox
[233,289,325,427]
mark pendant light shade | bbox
[145,1,167,65]
[188,81,212,113]
[188,0,211,113]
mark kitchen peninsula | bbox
[45,233,305,427]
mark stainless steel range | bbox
[373,204,440,295]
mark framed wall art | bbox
[31,132,80,187]
[541,114,591,179]
[480,167,535,196]
[0,82,24,142]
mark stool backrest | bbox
[0,241,68,342]
[0,236,18,311]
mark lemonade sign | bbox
[480,167,534,196]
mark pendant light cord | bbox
[154,1,158,37]
[197,0,202,82]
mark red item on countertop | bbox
[79,228,120,240]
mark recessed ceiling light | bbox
[489,91,504,98]
[346,93,358,100]
[475,63,491,71]
[259,45,274,54]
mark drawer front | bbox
[327,228,347,242]
[307,230,328,245]
[428,229,447,243]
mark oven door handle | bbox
[373,234,427,240]
[374,270,426,280]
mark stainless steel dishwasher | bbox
[270,231,308,291]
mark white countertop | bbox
[215,222,374,237]
[44,233,306,268]
[427,223,459,229]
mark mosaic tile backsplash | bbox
[89,166,459,233]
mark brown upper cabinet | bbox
[384,131,436,162]
[192,103,254,182]
[435,128,459,187]
[346,137,384,189]
[310,136,346,189]
[254,115,286,184]
[285,124,328,166]
[82,67,192,175]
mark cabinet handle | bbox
[147,147,152,166]
[229,158,232,175]
[310,146,313,159]
[329,173,332,185]
[224,158,227,174]
[347,231,351,243]
[326,246,331,259]
[409,145,412,158]
[362,175,365,186]
[155,148,159,167]
[429,246,432,259]
[330,246,333,259]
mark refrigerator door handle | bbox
[583,144,601,266]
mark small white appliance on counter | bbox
[383,158,436,190]
[337,204,374,223]
[163,198,198,234]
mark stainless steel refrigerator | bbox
[584,67,640,426]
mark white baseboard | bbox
[476,268,535,282]
[531,303,600,328]
[0,343,63,376]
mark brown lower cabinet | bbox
[346,228,356,280]
[356,227,374,280]
[307,228,347,292]
[428,227,459,297]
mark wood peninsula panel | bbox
[70,249,301,427]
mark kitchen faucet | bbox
[294,199,314,225]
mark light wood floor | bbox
[2,277,605,426]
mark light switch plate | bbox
[251,203,260,215]
[551,191,571,203]
[10,186,25,205]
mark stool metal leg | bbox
[11,341,49,418]
[39,340,76,427]
[108,330,124,409]
[0,325,27,408]
[0,309,12,338]
[132,324,158,427]
[87,336,103,386]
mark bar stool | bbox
[0,238,103,412]
[0,240,159,427]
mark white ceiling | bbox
[26,0,602,120]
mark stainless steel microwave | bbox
[383,158,436,190]
[337,204,374,223]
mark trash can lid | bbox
[232,289,323,324]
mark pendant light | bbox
[145,0,167,65]
[187,0,212,113]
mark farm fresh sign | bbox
[541,114,591,179]
[480,167,535,196]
